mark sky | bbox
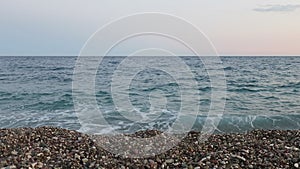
[0,0,300,56]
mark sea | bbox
[0,56,299,133]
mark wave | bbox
[76,109,300,134]
[228,87,261,92]
[224,66,234,71]
[278,81,300,88]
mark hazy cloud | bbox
[254,4,300,12]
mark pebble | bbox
[10,151,18,155]
[37,162,43,168]
[0,127,299,168]
[231,154,246,161]
[165,159,174,163]
[82,158,88,163]
[74,154,80,159]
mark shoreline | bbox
[1,127,299,168]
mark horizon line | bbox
[0,55,300,57]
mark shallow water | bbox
[0,56,299,133]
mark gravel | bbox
[0,126,299,168]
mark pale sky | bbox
[0,0,300,56]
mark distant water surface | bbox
[0,56,299,133]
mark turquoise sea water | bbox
[0,56,299,133]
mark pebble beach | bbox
[0,127,299,169]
